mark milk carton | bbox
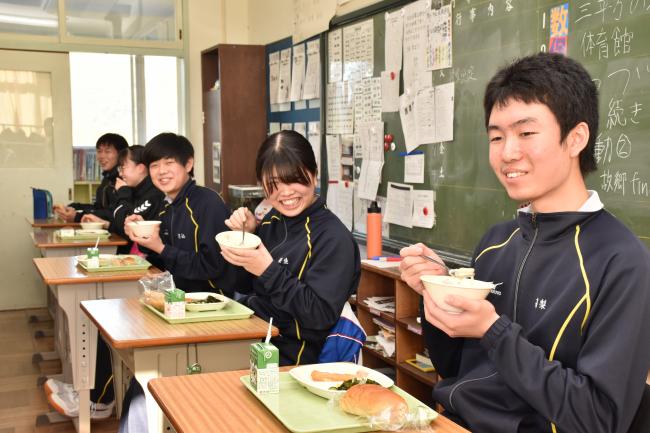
[164,288,186,319]
[250,342,279,393]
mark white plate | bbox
[185,292,230,312]
[289,362,394,399]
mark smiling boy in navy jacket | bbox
[125,133,239,295]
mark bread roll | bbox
[339,384,408,425]
[144,291,165,312]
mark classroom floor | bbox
[0,308,118,433]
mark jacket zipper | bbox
[448,372,498,411]
[513,212,538,322]
[268,217,288,255]
[169,205,175,246]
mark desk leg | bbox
[74,388,91,433]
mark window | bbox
[70,52,182,148]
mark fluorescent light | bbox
[0,14,57,28]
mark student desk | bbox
[147,368,471,433]
[30,230,127,258]
[27,217,81,231]
[80,298,279,433]
[32,257,158,433]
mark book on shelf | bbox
[73,148,100,182]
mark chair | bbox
[627,383,650,433]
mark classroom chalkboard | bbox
[324,0,650,264]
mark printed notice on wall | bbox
[303,39,321,100]
[384,182,413,228]
[343,18,374,82]
[290,44,306,102]
[278,48,292,103]
[326,81,354,134]
[427,4,452,70]
[328,28,343,83]
[268,52,280,105]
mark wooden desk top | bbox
[31,230,128,248]
[81,298,278,349]
[27,217,81,228]
[33,256,158,285]
[361,261,402,279]
[148,368,470,433]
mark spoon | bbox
[420,255,450,274]
[240,221,246,245]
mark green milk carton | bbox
[250,342,279,393]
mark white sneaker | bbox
[47,391,115,419]
[43,378,74,396]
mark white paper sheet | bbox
[404,152,425,183]
[293,0,337,43]
[293,122,307,138]
[337,181,354,230]
[326,81,354,134]
[269,122,280,135]
[303,39,321,100]
[290,44,306,102]
[343,19,374,82]
[385,10,404,72]
[385,182,413,228]
[353,78,382,126]
[328,29,343,83]
[427,5,452,71]
[400,91,418,153]
[307,121,321,182]
[357,121,384,162]
[434,82,455,142]
[380,70,400,112]
[281,123,292,131]
[415,86,436,145]
[326,134,342,181]
[278,48,292,103]
[357,159,384,201]
[403,0,432,92]
[412,189,436,228]
[268,52,280,105]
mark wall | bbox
[247,0,294,45]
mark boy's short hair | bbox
[143,132,194,177]
[483,52,599,175]
[256,130,317,196]
[96,133,128,152]
[118,144,146,166]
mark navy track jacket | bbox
[240,196,361,366]
[153,180,241,295]
[425,208,650,433]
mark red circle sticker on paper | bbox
[423,207,429,216]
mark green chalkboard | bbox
[324,0,650,264]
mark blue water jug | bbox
[32,188,53,219]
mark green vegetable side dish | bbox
[329,378,379,391]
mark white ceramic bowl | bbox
[185,292,230,312]
[420,275,495,314]
[215,231,262,250]
[80,222,104,230]
[289,362,394,399]
[127,220,161,238]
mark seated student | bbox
[54,133,128,222]
[399,53,650,433]
[125,132,238,294]
[81,145,165,253]
[221,130,361,366]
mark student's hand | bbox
[80,214,109,229]
[53,204,77,222]
[224,207,257,233]
[115,177,127,190]
[399,243,447,295]
[220,243,273,277]
[422,289,499,339]
[124,214,144,239]
[127,223,165,254]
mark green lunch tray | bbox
[78,255,151,273]
[142,298,255,324]
[56,230,111,241]
[240,373,438,433]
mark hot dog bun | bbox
[339,384,408,424]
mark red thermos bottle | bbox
[366,201,382,259]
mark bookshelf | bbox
[72,147,101,203]
[356,263,439,408]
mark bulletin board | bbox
[323,0,650,264]
[266,35,325,189]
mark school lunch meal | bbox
[76,254,139,267]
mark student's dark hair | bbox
[143,132,194,177]
[256,130,317,196]
[483,52,598,175]
[118,144,146,166]
[96,133,128,152]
